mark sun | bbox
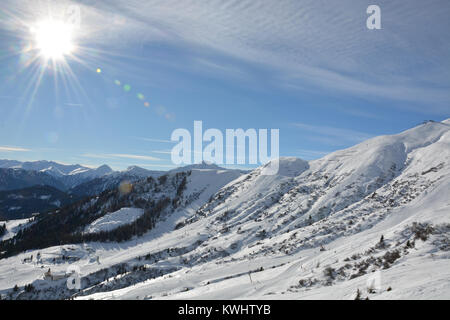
[31,20,75,60]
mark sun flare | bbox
[32,20,75,60]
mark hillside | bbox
[0,168,67,192]
[0,120,448,300]
[68,168,164,198]
[0,185,76,220]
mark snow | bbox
[70,164,113,177]
[0,218,33,241]
[39,166,66,177]
[1,160,87,177]
[124,166,160,178]
[84,208,144,234]
[0,120,449,300]
[0,160,115,189]
[262,157,309,177]
[50,200,61,207]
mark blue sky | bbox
[0,0,449,170]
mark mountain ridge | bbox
[0,119,448,299]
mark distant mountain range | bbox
[0,168,67,192]
[0,159,231,218]
[0,160,165,189]
[0,160,167,218]
[0,160,114,190]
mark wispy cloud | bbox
[131,163,177,169]
[193,58,247,80]
[0,95,25,101]
[0,146,31,152]
[73,0,449,111]
[134,137,175,143]
[82,153,161,161]
[64,102,83,107]
[293,122,373,146]
[151,150,172,155]
[4,0,450,112]
[81,154,110,159]
[108,153,161,161]
[336,106,381,119]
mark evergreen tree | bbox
[355,288,361,300]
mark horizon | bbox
[1,1,449,170]
[1,117,449,172]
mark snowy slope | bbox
[84,208,144,234]
[59,165,114,189]
[0,120,449,300]
[0,218,33,242]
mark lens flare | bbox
[119,181,133,195]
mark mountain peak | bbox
[96,164,113,174]
[185,161,221,170]
[123,165,157,177]
[260,157,309,177]
[126,165,141,170]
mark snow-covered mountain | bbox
[0,162,167,216]
[0,160,90,177]
[68,166,165,198]
[0,168,66,192]
[170,161,249,174]
[0,160,169,194]
[123,166,162,177]
[0,160,113,190]
[0,120,449,300]
[60,165,114,190]
[68,163,241,198]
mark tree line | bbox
[0,171,190,259]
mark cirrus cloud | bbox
[0,146,31,152]
[82,153,161,161]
